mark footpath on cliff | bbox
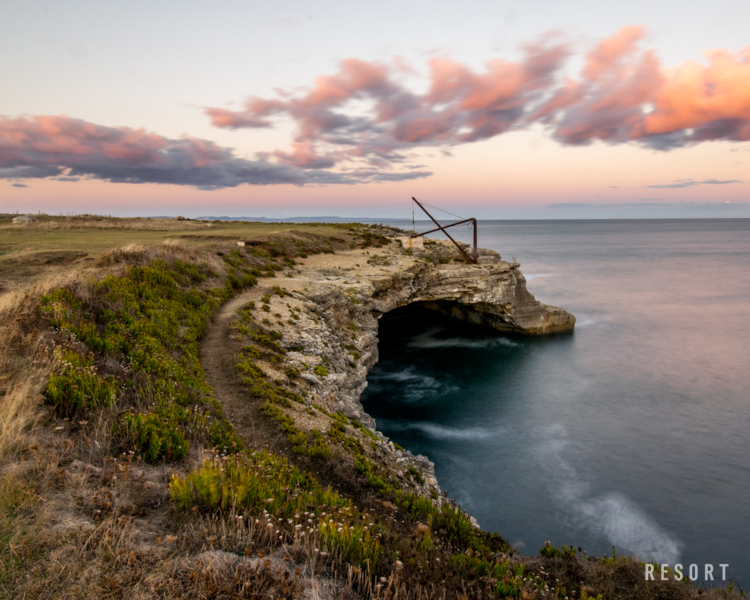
[199,224,575,507]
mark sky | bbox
[1,0,749,219]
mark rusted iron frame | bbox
[410,197,478,264]
[411,217,475,237]
[412,217,479,261]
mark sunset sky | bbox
[2,0,750,218]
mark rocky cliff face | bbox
[369,258,575,335]
[291,253,574,424]
[246,235,575,495]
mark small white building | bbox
[12,215,36,224]
[397,236,424,250]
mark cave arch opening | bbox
[360,301,530,437]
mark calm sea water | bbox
[360,219,750,586]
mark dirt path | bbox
[199,241,410,453]
[200,287,286,451]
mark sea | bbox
[359,219,750,587]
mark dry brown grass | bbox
[0,439,370,599]
[0,376,47,462]
[0,285,55,468]
[0,241,224,312]
[0,270,88,317]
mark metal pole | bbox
[411,197,477,264]
[472,219,478,260]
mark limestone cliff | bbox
[237,231,575,495]
[288,254,573,422]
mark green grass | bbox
[120,410,190,462]
[44,349,118,417]
[170,451,381,568]
[169,450,350,515]
[40,255,249,461]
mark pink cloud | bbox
[583,25,645,81]
[0,115,429,187]
[205,27,750,163]
[644,46,750,139]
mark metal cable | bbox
[418,200,466,221]
[412,198,469,235]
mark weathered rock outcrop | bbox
[368,260,575,335]
[290,257,573,423]
[245,238,575,494]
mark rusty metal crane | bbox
[410,197,478,264]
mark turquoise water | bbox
[360,219,750,586]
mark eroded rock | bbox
[244,233,574,495]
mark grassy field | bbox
[0,214,345,295]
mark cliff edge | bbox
[207,227,575,498]
[256,232,573,422]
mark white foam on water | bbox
[369,366,440,385]
[525,273,553,281]
[413,423,492,440]
[381,420,493,441]
[367,366,458,402]
[407,331,519,350]
[535,425,682,564]
[577,493,682,564]
[403,384,460,402]
[574,315,611,327]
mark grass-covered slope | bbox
[0,221,742,599]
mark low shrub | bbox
[539,541,578,559]
[120,411,189,463]
[44,350,118,417]
[319,517,381,569]
[169,452,349,516]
